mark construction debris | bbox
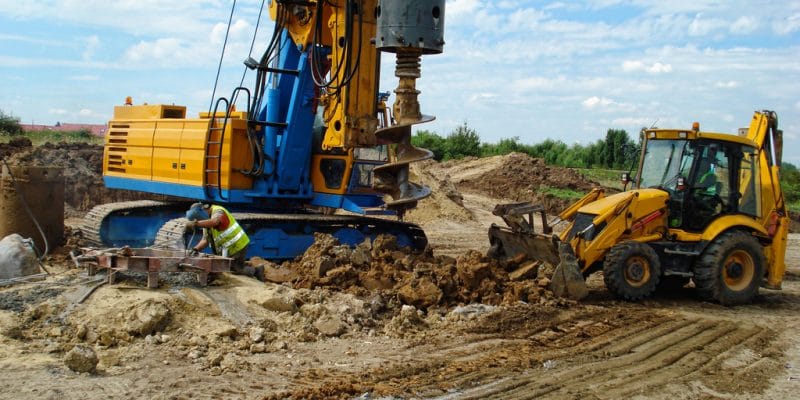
[0,234,39,281]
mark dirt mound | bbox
[260,233,570,311]
[442,152,599,214]
[405,160,473,224]
[0,137,33,159]
[4,142,159,216]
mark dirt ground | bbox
[0,148,799,399]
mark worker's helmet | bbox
[186,202,211,221]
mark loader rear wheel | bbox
[603,241,661,301]
[694,231,764,306]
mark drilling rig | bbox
[82,0,446,259]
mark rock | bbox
[249,327,266,343]
[211,324,238,339]
[75,324,88,340]
[509,261,540,281]
[398,277,442,309]
[187,349,203,360]
[371,234,397,255]
[350,240,372,267]
[125,299,171,336]
[48,326,63,337]
[249,343,266,354]
[260,263,297,283]
[314,256,335,278]
[273,340,288,351]
[314,314,346,337]
[330,245,352,261]
[537,277,551,288]
[160,334,171,343]
[259,293,298,313]
[0,234,39,280]
[144,334,158,345]
[64,345,98,373]
[189,336,206,347]
[448,304,496,320]
[206,351,224,367]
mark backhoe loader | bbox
[488,110,789,305]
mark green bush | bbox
[0,109,22,136]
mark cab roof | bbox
[643,128,757,148]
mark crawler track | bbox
[155,212,427,252]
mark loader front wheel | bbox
[694,231,764,306]
[603,241,661,301]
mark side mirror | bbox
[621,172,631,189]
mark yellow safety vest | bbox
[209,205,249,256]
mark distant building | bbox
[20,122,106,137]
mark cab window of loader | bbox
[738,148,760,217]
[639,139,689,190]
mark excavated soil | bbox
[0,142,798,400]
[2,141,160,217]
[428,152,600,214]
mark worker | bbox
[185,203,261,279]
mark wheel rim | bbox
[722,250,755,291]
[624,255,651,288]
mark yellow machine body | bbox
[103,105,253,190]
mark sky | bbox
[1,0,799,163]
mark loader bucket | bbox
[550,242,589,300]
[487,224,560,265]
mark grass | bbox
[575,168,626,191]
[539,186,585,201]
[1,130,103,146]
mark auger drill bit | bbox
[372,0,445,215]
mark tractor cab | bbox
[636,128,760,232]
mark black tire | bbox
[694,231,764,306]
[603,241,661,301]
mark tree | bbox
[411,130,447,161]
[0,109,22,136]
[444,122,481,160]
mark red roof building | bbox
[21,123,106,137]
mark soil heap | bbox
[253,233,568,311]
[450,152,598,214]
[3,142,160,216]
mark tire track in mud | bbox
[270,305,780,400]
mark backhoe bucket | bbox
[550,242,589,300]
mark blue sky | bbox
[1,0,799,163]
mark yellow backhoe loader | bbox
[488,110,789,305]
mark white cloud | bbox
[621,60,673,74]
[82,35,100,61]
[730,16,758,34]
[715,81,738,88]
[688,13,727,36]
[582,96,614,109]
[774,13,800,35]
